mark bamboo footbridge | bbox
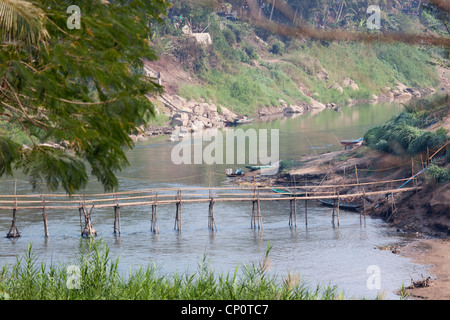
[2,176,421,239]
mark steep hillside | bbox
[143,2,447,133]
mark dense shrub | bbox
[426,164,450,184]
[364,111,449,155]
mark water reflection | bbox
[0,102,428,299]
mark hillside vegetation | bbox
[147,0,447,116]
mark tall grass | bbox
[364,96,449,156]
[0,241,342,300]
[179,65,310,116]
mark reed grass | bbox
[0,240,343,300]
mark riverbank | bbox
[228,96,450,299]
[133,85,425,143]
[232,146,450,299]
[400,238,450,300]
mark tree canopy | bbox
[0,0,169,194]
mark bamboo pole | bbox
[332,199,336,224]
[6,179,20,238]
[305,181,308,226]
[78,196,83,234]
[355,164,361,194]
[257,188,262,230]
[0,187,421,211]
[151,192,159,234]
[114,206,121,235]
[293,197,297,229]
[209,198,217,232]
[289,199,293,227]
[42,196,49,238]
[174,190,182,232]
[336,195,340,227]
[305,199,308,226]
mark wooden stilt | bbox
[305,199,308,226]
[208,198,217,232]
[78,196,83,233]
[6,179,19,238]
[150,192,159,234]
[332,199,336,224]
[336,196,340,227]
[6,209,20,238]
[114,206,117,233]
[289,199,293,227]
[81,204,97,237]
[360,197,363,224]
[113,206,121,235]
[174,190,181,232]
[42,196,49,238]
[257,188,262,230]
[293,197,297,229]
[251,200,256,229]
[251,177,256,229]
[112,189,121,235]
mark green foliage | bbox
[179,65,309,115]
[426,164,450,184]
[0,241,342,300]
[364,97,450,156]
[375,43,440,88]
[0,0,169,194]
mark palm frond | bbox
[0,0,49,45]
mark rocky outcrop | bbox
[317,68,329,82]
[159,94,238,133]
[278,99,307,115]
[329,83,344,94]
[386,83,422,100]
[342,78,359,91]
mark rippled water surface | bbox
[0,102,428,299]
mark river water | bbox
[0,102,429,299]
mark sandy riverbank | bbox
[400,237,450,300]
[231,142,450,299]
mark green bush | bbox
[426,164,450,184]
[0,241,342,300]
[364,110,449,155]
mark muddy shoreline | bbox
[229,143,450,299]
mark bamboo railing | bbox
[1,176,420,238]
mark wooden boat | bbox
[226,168,243,177]
[340,138,363,150]
[271,188,305,197]
[226,172,242,177]
[227,117,253,126]
[318,199,360,211]
[245,164,274,171]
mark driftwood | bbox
[407,276,433,289]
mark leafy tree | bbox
[0,0,169,194]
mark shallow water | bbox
[0,102,429,299]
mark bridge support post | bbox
[150,192,159,234]
[174,190,181,232]
[151,204,159,234]
[256,189,262,230]
[251,192,262,230]
[336,196,340,227]
[208,198,217,232]
[331,199,336,224]
[42,196,49,238]
[7,179,20,238]
[6,209,20,238]
[289,198,297,229]
[114,205,121,235]
[81,205,97,237]
[305,199,308,226]
[289,199,293,227]
[251,200,256,229]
